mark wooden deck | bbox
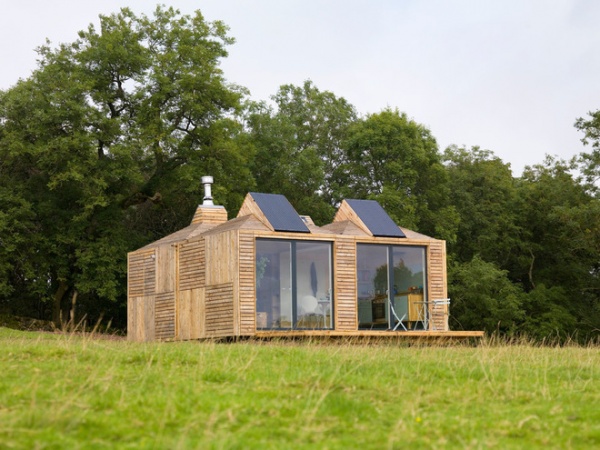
[253,329,484,342]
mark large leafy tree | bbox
[443,146,521,266]
[448,256,525,334]
[341,108,457,240]
[244,81,356,224]
[515,157,600,338]
[575,110,600,192]
[444,147,599,339]
[571,110,600,339]
[0,6,251,325]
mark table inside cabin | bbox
[358,291,425,328]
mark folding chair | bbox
[390,300,407,331]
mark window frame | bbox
[356,243,428,330]
[255,238,335,330]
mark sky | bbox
[1,0,600,176]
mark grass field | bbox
[0,328,598,449]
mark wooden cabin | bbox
[128,181,481,342]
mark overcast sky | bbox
[1,0,599,176]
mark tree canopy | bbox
[0,6,251,325]
[0,6,598,341]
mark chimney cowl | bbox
[201,176,214,206]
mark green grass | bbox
[0,328,598,449]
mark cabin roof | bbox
[139,222,216,250]
[202,213,270,236]
[133,191,437,252]
[321,219,369,236]
[399,227,435,240]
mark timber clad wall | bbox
[155,292,175,339]
[428,240,448,330]
[177,288,204,340]
[334,238,358,331]
[127,249,156,342]
[205,283,234,336]
[431,300,449,331]
[177,239,206,340]
[179,239,205,290]
[156,246,175,293]
[205,231,237,285]
[191,205,228,225]
[127,192,453,341]
[239,232,256,335]
[205,230,239,337]
[128,249,155,297]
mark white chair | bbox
[298,295,320,327]
[414,301,429,331]
[298,295,319,315]
[390,300,407,331]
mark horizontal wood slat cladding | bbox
[128,191,454,341]
[334,238,357,330]
[205,283,234,337]
[191,205,228,225]
[428,240,448,331]
[238,233,256,335]
[128,250,155,297]
[179,239,205,290]
[431,301,449,331]
[155,292,175,340]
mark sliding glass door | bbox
[256,239,333,330]
[357,244,427,330]
[357,245,389,328]
[256,240,292,328]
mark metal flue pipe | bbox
[201,176,214,206]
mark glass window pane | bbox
[357,244,389,329]
[296,241,333,329]
[357,244,428,331]
[392,246,427,330]
[256,240,292,329]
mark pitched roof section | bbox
[240,192,310,233]
[321,219,370,236]
[337,199,406,238]
[202,214,271,236]
[399,226,434,240]
[139,222,214,249]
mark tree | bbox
[575,110,600,188]
[0,6,251,325]
[245,81,356,224]
[443,145,521,266]
[448,256,525,334]
[520,285,577,341]
[515,157,600,339]
[342,108,457,240]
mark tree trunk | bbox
[52,280,69,327]
[69,289,78,330]
[528,249,536,290]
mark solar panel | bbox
[345,199,406,238]
[250,193,310,233]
